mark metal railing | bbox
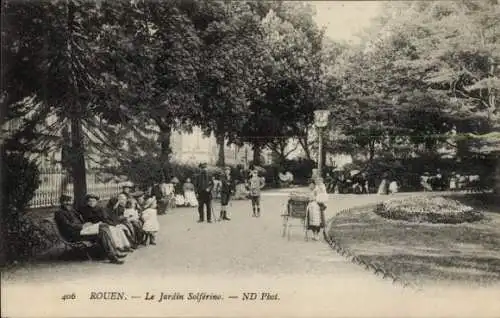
[29,168,126,209]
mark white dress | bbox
[377,179,388,194]
[142,208,160,233]
[389,181,399,194]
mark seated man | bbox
[55,195,126,264]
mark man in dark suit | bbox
[194,163,214,223]
[54,195,126,264]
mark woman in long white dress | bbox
[377,178,388,195]
[183,178,198,207]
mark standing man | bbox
[219,166,235,221]
[195,163,214,223]
[247,169,265,217]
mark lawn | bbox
[328,194,500,287]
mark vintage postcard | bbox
[1,0,500,317]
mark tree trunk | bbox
[495,156,500,196]
[70,114,87,208]
[216,133,225,167]
[299,136,312,160]
[158,124,172,180]
[321,138,327,169]
[368,140,375,161]
[252,142,262,166]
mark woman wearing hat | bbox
[80,194,133,252]
[183,178,198,207]
[219,166,235,221]
[55,195,127,264]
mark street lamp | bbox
[314,109,331,179]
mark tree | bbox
[237,2,333,165]
[196,1,268,167]
[2,0,130,203]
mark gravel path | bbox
[3,190,500,317]
[2,190,415,283]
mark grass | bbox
[328,194,500,287]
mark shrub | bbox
[110,156,233,189]
[1,150,47,264]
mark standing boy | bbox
[247,169,265,217]
[219,166,235,221]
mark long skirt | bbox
[175,194,185,206]
[142,208,160,233]
[450,180,457,190]
[108,225,131,250]
[377,180,388,195]
[306,202,325,230]
[184,190,199,207]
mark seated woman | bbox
[183,178,198,207]
[55,195,126,264]
[141,195,160,245]
[79,194,132,252]
[159,178,176,213]
[171,177,185,207]
[123,192,147,244]
[107,193,141,248]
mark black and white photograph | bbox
[1,0,500,317]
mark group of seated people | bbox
[54,185,160,265]
[153,171,254,214]
[153,177,199,215]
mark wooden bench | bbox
[38,217,96,260]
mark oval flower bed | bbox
[374,196,484,224]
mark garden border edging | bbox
[323,204,421,290]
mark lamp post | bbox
[314,109,331,179]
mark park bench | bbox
[38,216,96,260]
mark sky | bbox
[310,1,384,43]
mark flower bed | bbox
[374,196,484,224]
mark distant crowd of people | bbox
[323,168,485,195]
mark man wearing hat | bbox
[219,166,235,221]
[194,162,214,223]
[55,195,126,264]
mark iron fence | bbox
[29,168,126,209]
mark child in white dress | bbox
[141,196,160,245]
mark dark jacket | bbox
[220,174,235,194]
[54,206,84,242]
[80,205,114,225]
[194,171,213,195]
